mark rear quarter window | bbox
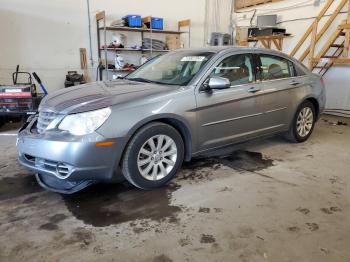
[259,54,293,80]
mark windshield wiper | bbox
[127,77,179,86]
[126,77,154,83]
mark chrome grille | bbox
[37,111,58,134]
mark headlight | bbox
[59,107,111,136]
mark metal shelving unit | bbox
[95,11,191,80]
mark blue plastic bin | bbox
[123,15,142,27]
[151,17,163,30]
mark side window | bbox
[210,54,255,86]
[259,54,293,81]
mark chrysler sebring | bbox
[16,47,326,193]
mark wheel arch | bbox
[305,97,320,120]
[288,96,320,131]
[126,115,193,162]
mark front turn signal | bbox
[95,141,115,147]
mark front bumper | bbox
[16,117,128,193]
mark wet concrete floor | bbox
[0,115,350,262]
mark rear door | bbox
[256,53,303,128]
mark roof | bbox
[172,46,297,62]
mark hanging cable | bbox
[86,0,94,67]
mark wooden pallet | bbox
[290,0,350,76]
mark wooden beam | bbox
[338,24,350,30]
[343,1,350,57]
[260,39,269,49]
[272,38,282,50]
[250,35,288,40]
[299,0,348,62]
[314,26,344,61]
[79,48,89,82]
[309,21,318,69]
[248,35,288,50]
[315,57,350,64]
[235,0,282,10]
[272,39,279,50]
[290,0,333,57]
[333,58,350,64]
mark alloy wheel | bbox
[137,135,178,181]
[296,107,314,137]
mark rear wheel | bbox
[121,122,184,189]
[286,101,316,143]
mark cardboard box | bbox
[236,27,249,46]
[166,35,181,50]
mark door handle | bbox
[248,86,261,93]
[290,81,300,86]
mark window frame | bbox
[203,53,258,90]
[256,53,302,82]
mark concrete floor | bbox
[0,115,350,262]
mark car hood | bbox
[39,80,178,114]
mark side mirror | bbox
[204,76,231,91]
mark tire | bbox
[285,100,316,143]
[121,122,184,190]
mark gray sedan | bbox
[16,47,326,193]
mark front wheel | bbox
[286,101,316,143]
[121,122,184,189]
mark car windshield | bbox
[125,51,215,86]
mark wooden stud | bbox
[272,39,278,50]
[309,21,318,70]
[279,38,284,51]
[80,48,89,82]
[343,1,350,57]
[260,39,269,49]
[272,39,282,50]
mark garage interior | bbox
[1,0,350,261]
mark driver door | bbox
[195,52,269,151]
